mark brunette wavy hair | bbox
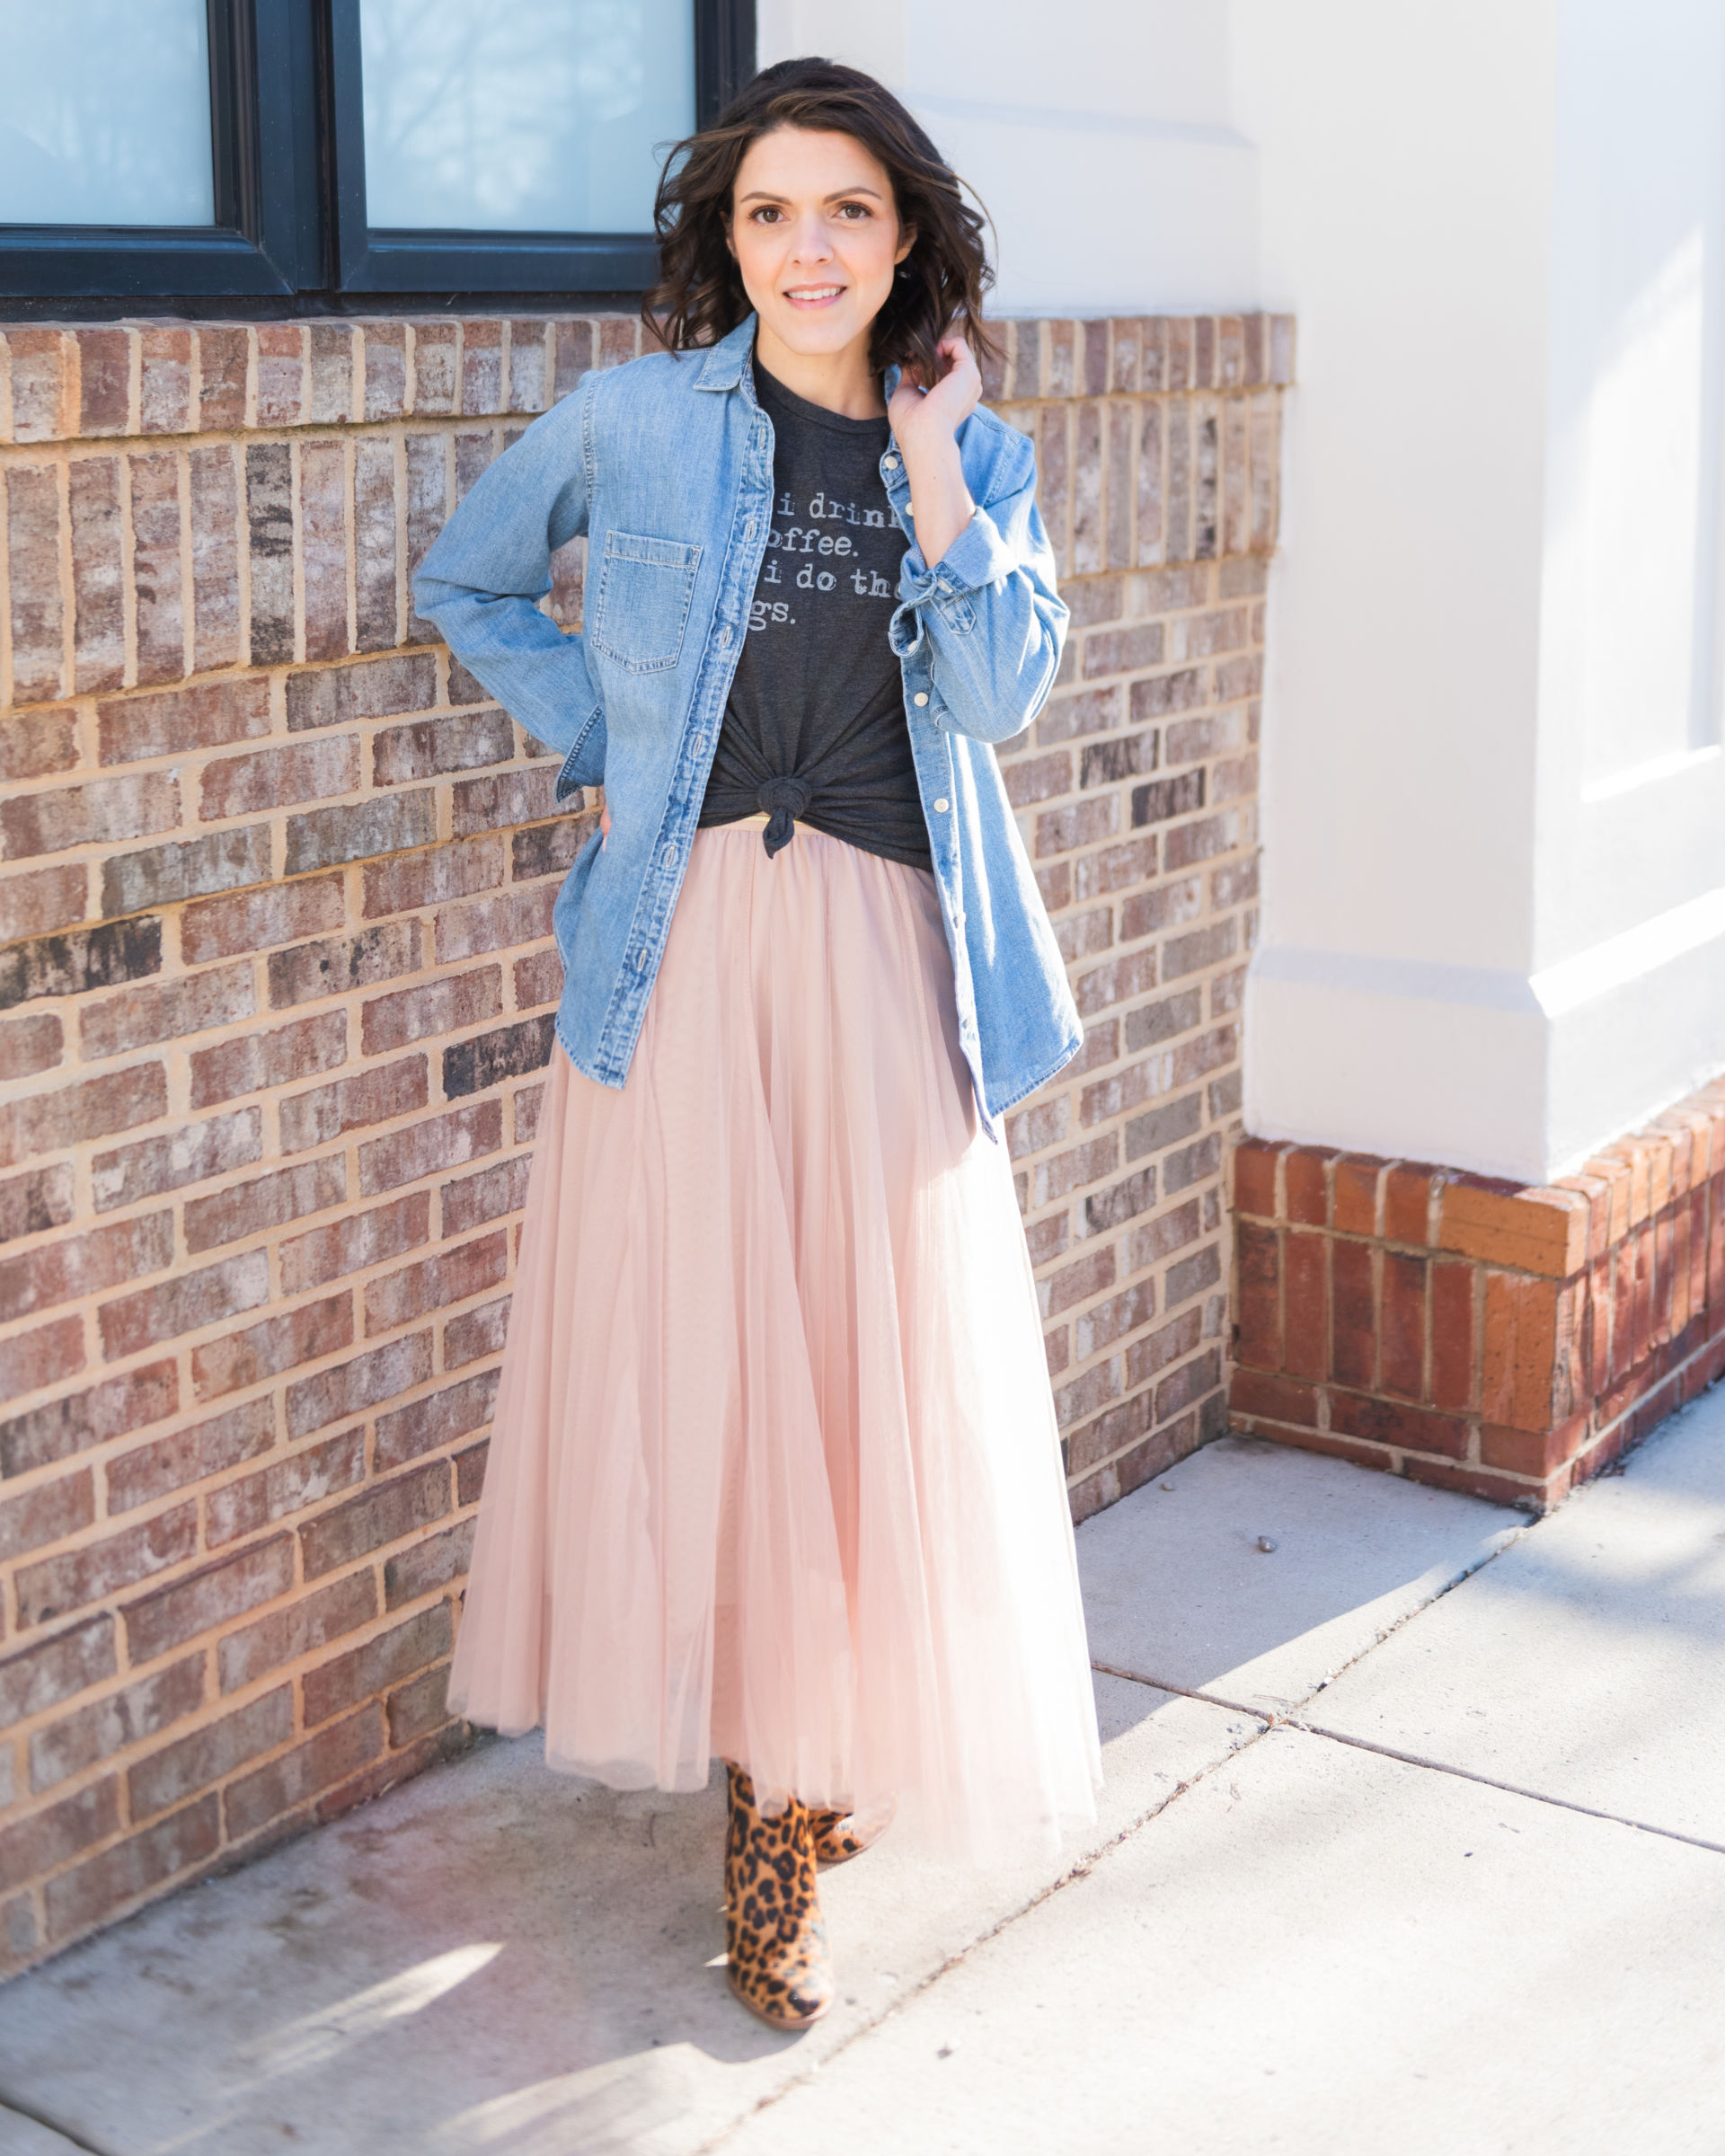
[643,57,997,384]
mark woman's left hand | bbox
[888,335,982,569]
[888,334,982,455]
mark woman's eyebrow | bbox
[736,187,887,205]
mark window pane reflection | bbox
[0,0,215,227]
[359,0,694,233]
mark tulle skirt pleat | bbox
[447,823,1101,1863]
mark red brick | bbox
[1480,1413,1590,1479]
[0,1210,173,1327]
[387,1663,454,1748]
[0,706,77,783]
[287,1333,433,1443]
[454,1438,489,1507]
[1329,1392,1467,1460]
[279,1056,429,1154]
[375,710,514,788]
[1229,1367,1318,1427]
[441,1154,531,1236]
[92,1107,261,1214]
[137,325,190,435]
[304,1604,452,1728]
[279,1191,430,1295]
[129,1687,294,1820]
[1380,1250,1426,1400]
[7,465,66,702]
[299,441,349,663]
[0,1468,95,1562]
[184,1157,348,1254]
[1,772,178,862]
[188,444,243,672]
[1439,1179,1590,1279]
[28,1653,205,1794]
[1230,1139,1278,1219]
[16,1503,198,1630]
[190,1293,355,1404]
[362,835,506,917]
[44,1792,222,1946]
[207,1428,367,1550]
[384,1515,474,1608]
[224,1705,383,1844]
[68,456,125,694]
[0,862,85,949]
[365,1233,510,1341]
[181,874,346,965]
[189,1011,348,1109]
[201,737,359,821]
[106,1398,276,1515]
[80,964,256,1063]
[0,1162,73,1243]
[359,1101,503,1197]
[0,1780,121,1895]
[1283,1231,1328,1383]
[1482,1271,1561,1432]
[124,1533,296,1665]
[195,325,247,429]
[1234,1219,1280,1369]
[355,438,399,650]
[100,1250,270,1361]
[1283,1147,1331,1226]
[218,1567,378,1693]
[1331,1238,1375,1390]
[287,651,437,732]
[433,885,558,964]
[1331,1156,1381,1236]
[0,1615,118,1729]
[1429,1260,1476,1412]
[0,1014,63,1083]
[268,922,422,1010]
[128,452,186,683]
[0,1360,177,1478]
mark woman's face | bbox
[728,127,912,365]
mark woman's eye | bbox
[836,202,871,219]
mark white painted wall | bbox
[756,0,1725,1183]
[1234,0,1725,1180]
[756,0,1259,312]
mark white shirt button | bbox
[913,693,929,707]
[883,454,899,469]
[717,625,731,647]
[934,798,951,813]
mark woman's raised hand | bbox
[887,334,982,453]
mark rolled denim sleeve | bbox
[888,426,1069,747]
[412,381,607,791]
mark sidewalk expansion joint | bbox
[0,2090,115,2155]
[1287,1719,1725,1859]
[694,1707,1276,2153]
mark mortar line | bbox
[0,2090,116,2155]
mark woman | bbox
[415,57,1101,2033]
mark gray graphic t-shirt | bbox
[698,363,932,871]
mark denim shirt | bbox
[413,313,1081,1129]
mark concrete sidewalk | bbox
[1,1400,1722,2155]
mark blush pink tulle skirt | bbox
[447,821,1102,1864]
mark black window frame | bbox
[0,0,754,305]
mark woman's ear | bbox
[895,225,917,268]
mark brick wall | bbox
[1229,1072,1725,1510]
[0,307,1287,1975]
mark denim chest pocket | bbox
[588,529,703,673]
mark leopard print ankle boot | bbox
[805,1797,897,1867]
[723,1763,835,2030]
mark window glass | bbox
[0,0,215,226]
[359,0,695,233]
